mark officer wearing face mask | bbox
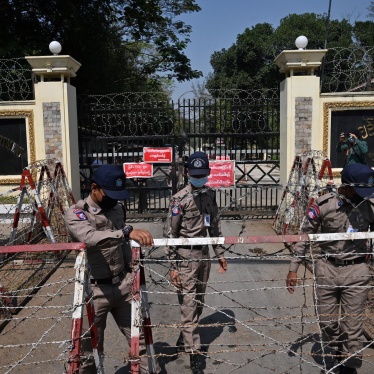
[286,163,374,374]
[65,164,159,373]
[166,151,228,374]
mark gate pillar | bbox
[25,45,81,199]
[274,45,327,186]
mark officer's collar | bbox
[86,194,121,214]
[86,195,102,214]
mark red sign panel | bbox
[206,160,235,188]
[123,163,153,178]
[143,147,173,163]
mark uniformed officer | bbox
[286,163,374,374]
[64,164,158,373]
[166,151,228,374]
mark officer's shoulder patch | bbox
[307,203,320,220]
[73,208,88,220]
[171,203,182,216]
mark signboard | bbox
[143,147,173,163]
[330,110,374,168]
[206,160,235,188]
[123,163,153,178]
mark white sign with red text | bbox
[123,162,153,178]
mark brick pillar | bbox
[274,49,327,186]
[26,54,81,200]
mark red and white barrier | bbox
[0,243,97,373]
[130,243,158,374]
[68,250,103,374]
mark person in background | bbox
[166,151,228,374]
[65,164,159,373]
[286,163,374,374]
[336,128,368,166]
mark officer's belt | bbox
[326,256,365,266]
[90,270,126,285]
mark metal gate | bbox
[77,90,280,217]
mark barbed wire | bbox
[0,239,373,372]
[1,153,374,372]
[0,58,34,101]
[322,46,374,93]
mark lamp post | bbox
[295,36,308,50]
[49,41,62,55]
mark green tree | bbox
[0,0,201,95]
[369,1,374,19]
[207,23,279,92]
[206,13,355,93]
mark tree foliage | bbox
[0,0,202,95]
[206,12,371,93]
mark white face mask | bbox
[189,176,208,188]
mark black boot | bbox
[175,331,185,353]
[190,354,204,374]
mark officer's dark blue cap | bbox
[187,151,211,176]
[341,163,374,198]
[93,164,129,200]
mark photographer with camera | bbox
[336,128,368,166]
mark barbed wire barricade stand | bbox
[131,242,158,374]
[0,159,76,325]
[1,158,75,247]
[273,151,334,236]
[68,251,103,374]
[0,242,88,373]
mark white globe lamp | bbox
[49,41,62,55]
[295,35,308,50]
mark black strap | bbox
[119,203,127,223]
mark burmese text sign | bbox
[143,147,173,163]
[123,163,153,178]
[206,160,235,188]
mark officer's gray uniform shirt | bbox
[290,192,374,272]
[64,195,126,279]
[166,184,224,258]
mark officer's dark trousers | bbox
[315,258,370,369]
[80,273,153,373]
[177,247,211,353]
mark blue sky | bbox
[172,0,372,101]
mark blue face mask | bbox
[190,176,208,188]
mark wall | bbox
[279,75,374,186]
[0,80,80,200]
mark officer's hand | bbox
[286,271,298,294]
[170,270,182,289]
[218,257,227,273]
[129,229,154,247]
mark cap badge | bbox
[368,176,374,185]
[193,159,203,168]
[116,178,123,188]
